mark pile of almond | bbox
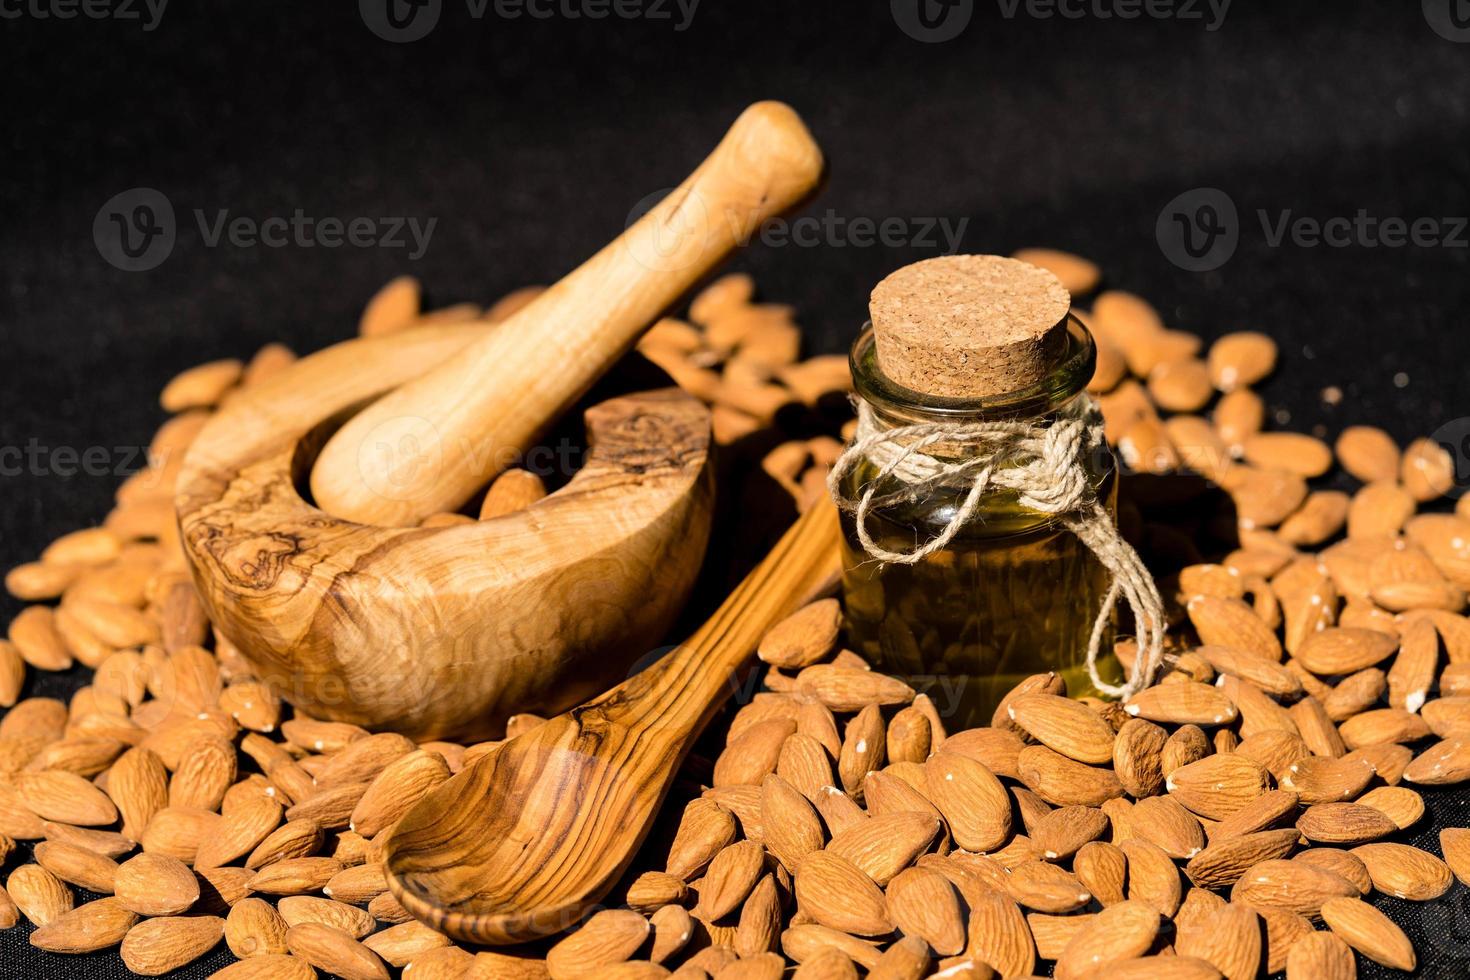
[2,256,1469,979]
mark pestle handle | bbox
[311,101,824,526]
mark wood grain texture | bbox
[311,100,825,526]
[176,324,713,740]
[383,500,841,944]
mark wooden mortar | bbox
[175,103,825,739]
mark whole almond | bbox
[695,840,766,920]
[1296,803,1397,845]
[1185,829,1301,889]
[939,727,1025,780]
[1166,754,1271,819]
[169,735,238,811]
[0,640,25,705]
[626,871,688,914]
[1174,903,1261,980]
[1229,858,1357,919]
[758,600,841,669]
[545,909,649,980]
[1054,899,1159,980]
[1126,681,1238,727]
[1111,718,1167,797]
[734,874,781,959]
[226,896,289,958]
[34,839,119,893]
[1403,736,1470,784]
[825,811,940,887]
[1005,860,1091,914]
[1243,432,1332,478]
[1187,595,1282,661]
[924,752,1010,852]
[17,769,119,826]
[795,665,915,713]
[1285,930,1355,980]
[964,888,1035,979]
[665,801,738,883]
[286,922,391,980]
[1119,838,1181,916]
[794,851,890,936]
[349,748,451,838]
[759,774,824,874]
[9,606,73,671]
[1296,848,1372,895]
[246,817,325,870]
[196,793,284,871]
[1016,745,1124,808]
[1129,796,1206,859]
[249,856,342,896]
[7,863,74,926]
[1442,827,1470,885]
[115,852,200,915]
[29,897,138,953]
[1320,896,1414,970]
[713,719,794,787]
[1280,755,1374,805]
[140,806,221,863]
[884,866,964,955]
[1007,693,1116,763]
[278,894,375,938]
[121,914,226,975]
[1336,426,1399,483]
[363,919,452,967]
[1031,805,1109,861]
[1350,841,1453,900]
[838,704,886,796]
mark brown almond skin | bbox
[286,922,391,980]
[1321,896,1415,971]
[29,898,139,953]
[1286,930,1356,980]
[121,914,226,976]
[114,852,200,916]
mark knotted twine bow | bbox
[827,398,1165,699]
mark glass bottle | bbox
[835,256,1123,731]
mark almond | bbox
[1005,860,1091,914]
[1278,755,1374,805]
[884,865,964,955]
[713,719,795,787]
[1403,735,1470,784]
[1230,858,1358,920]
[17,769,120,826]
[1295,626,1398,675]
[209,954,316,980]
[1126,680,1238,726]
[759,774,824,873]
[794,850,890,936]
[140,806,221,863]
[249,856,342,897]
[1285,930,1355,980]
[1350,841,1453,900]
[825,811,940,887]
[29,897,138,953]
[758,600,841,670]
[1187,595,1282,660]
[6,863,74,926]
[923,751,1010,852]
[1185,829,1300,889]
[795,665,915,712]
[695,840,766,920]
[121,914,226,975]
[349,748,451,838]
[363,919,453,967]
[1296,803,1397,845]
[1017,744,1124,808]
[666,799,737,881]
[225,896,289,958]
[1319,896,1413,970]
[34,839,119,893]
[1119,838,1182,916]
[964,887,1035,979]
[626,871,688,914]
[115,852,200,915]
[1166,754,1270,820]
[1129,795,1206,859]
[1007,693,1116,764]
[1174,903,1261,980]
[1030,805,1108,861]
[939,727,1025,780]
[247,818,325,870]
[1335,426,1399,483]
[838,704,886,796]
[1242,432,1332,478]
[286,921,391,980]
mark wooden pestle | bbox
[311,101,825,526]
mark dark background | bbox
[4,0,1470,976]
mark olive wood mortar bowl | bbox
[174,326,713,741]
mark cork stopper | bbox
[869,254,1072,399]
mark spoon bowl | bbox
[384,500,840,944]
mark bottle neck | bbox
[850,313,1097,432]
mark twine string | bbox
[826,399,1165,699]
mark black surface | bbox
[4,1,1470,977]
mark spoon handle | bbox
[640,498,842,733]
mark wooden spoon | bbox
[383,499,841,944]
